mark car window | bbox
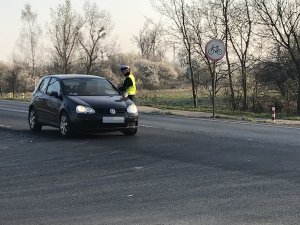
[62,78,119,96]
[46,78,61,96]
[38,77,51,93]
[104,81,120,95]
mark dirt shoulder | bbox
[137,106,300,128]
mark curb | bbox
[137,106,300,128]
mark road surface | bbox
[0,100,299,225]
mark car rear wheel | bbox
[122,128,138,136]
[28,108,42,131]
[59,112,72,137]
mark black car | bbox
[28,74,138,136]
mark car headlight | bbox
[127,104,138,114]
[76,105,95,114]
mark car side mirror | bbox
[49,91,59,98]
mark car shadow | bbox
[24,128,134,140]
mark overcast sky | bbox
[0,0,159,62]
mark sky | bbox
[0,0,159,62]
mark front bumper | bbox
[69,112,138,133]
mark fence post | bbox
[272,107,276,122]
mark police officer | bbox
[119,65,136,101]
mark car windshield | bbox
[62,78,120,96]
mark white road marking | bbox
[134,166,143,170]
[140,124,156,128]
[0,124,11,128]
[0,107,27,113]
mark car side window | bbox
[46,78,61,96]
[38,77,51,93]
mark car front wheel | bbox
[59,112,72,137]
[28,108,42,131]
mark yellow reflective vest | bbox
[127,74,136,95]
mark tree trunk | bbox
[188,57,197,108]
[297,77,300,115]
[223,0,236,110]
[12,85,15,98]
[225,48,236,110]
[186,47,197,108]
[241,64,247,110]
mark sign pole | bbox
[213,61,216,118]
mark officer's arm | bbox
[123,77,133,90]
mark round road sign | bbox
[205,39,225,61]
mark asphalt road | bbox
[0,100,299,225]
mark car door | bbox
[33,77,51,122]
[44,78,63,125]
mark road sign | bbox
[205,39,225,118]
[205,39,225,61]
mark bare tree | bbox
[152,0,198,107]
[78,1,113,74]
[220,0,237,109]
[48,0,81,74]
[19,4,41,79]
[5,63,21,98]
[134,18,166,62]
[0,62,9,97]
[188,0,228,106]
[227,0,254,110]
[134,19,152,60]
[253,0,300,114]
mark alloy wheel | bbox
[28,109,42,131]
[60,114,68,136]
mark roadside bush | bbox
[134,59,178,89]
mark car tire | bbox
[59,112,72,137]
[28,108,42,131]
[122,128,138,136]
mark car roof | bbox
[44,74,106,80]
